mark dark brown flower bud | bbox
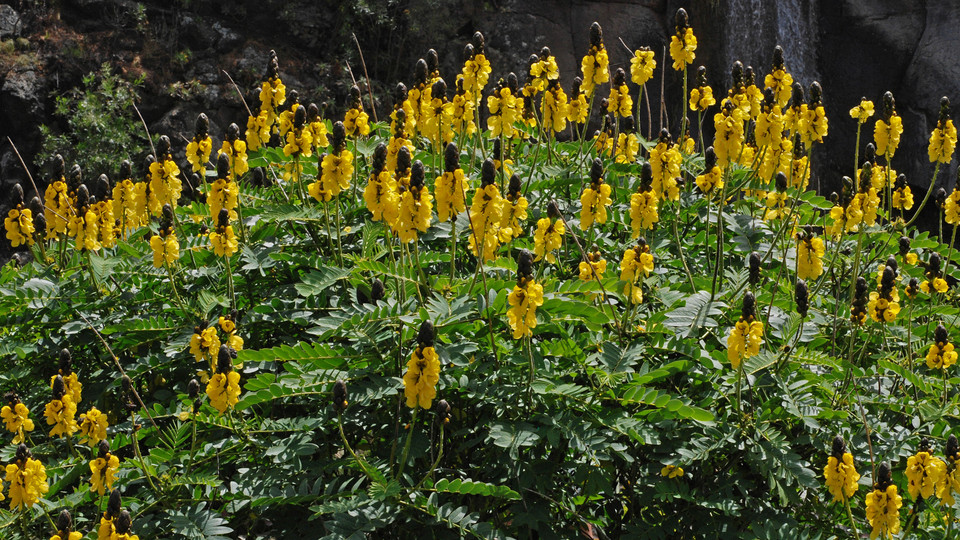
[397,146,412,174]
[107,488,122,518]
[935,323,949,345]
[472,31,485,54]
[372,143,388,174]
[418,320,436,347]
[590,158,604,182]
[696,65,707,86]
[748,252,761,286]
[741,291,756,320]
[410,161,425,190]
[115,510,132,534]
[436,399,451,424]
[426,49,439,74]
[216,208,229,229]
[481,158,496,187]
[59,348,72,374]
[875,461,891,489]
[674,8,689,32]
[15,443,30,463]
[508,173,522,197]
[294,104,306,129]
[831,435,846,458]
[121,374,132,393]
[506,72,518,94]
[937,187,948,207]
[796,279,809,318]
[76,184,90,210]
[217,345,234,374]
[640,162,653,189]
[704,147,717,171]
[899,236,911,257]
[463,42,475,62]
[52,375,66,401]
[547,200,561,219]
[97,439,110,459]
[331,121,346,150]
[157,135,172,157]
[188,378,200,398]
[517,249,534,281]
[947,434,959,461]
[333,380,348,413]
[444,142,459,173]
[589,22,603,47]
[56,509,73,535]
[371,278,385,303]
[808,82,823,106]
[881,91,895,120]
[414,58,428,85]
[772,46,785,70]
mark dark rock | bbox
[2,69,44,142]
[0,5,22,39]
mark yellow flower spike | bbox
[89,441,119,496]
[727,293,763,369]
[928,97,957,163]
[78,406,109,446]
[394,161,433,243]
[849,98,875,124]
[669,10,696,71]
[874,91,904,157]
[926,324,958,370]
[1,397,34,444]
[504,251,545,341]
[403,345,441,409]
[206,346,241,414]
[630,48,656,86]
[5,444,48,510]
[823,437,860,503]
[796,231,825,281]
[661,465,684,478]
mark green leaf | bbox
[663,291,726,337]
[432,478,521,500]
[295,266,352,297]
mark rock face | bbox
[0,5,22,39]
[2,0,960,261]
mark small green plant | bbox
[37,63,145,179]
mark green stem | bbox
[415,423,444,489]
[396,406,419,481]
[224,253,236,311]
[672,200,696,291]
[842,495,861,538]
[130,412,160,494]
[904,161,941,227]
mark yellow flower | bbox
[661,465,684,478]
[689,85,715,112]
[364,170,400,226]
[186,136,212,173]
[542,84,568,134]
[78,407,109,446]
[726,319,763,369]
[920,277,949,294]
[67,209,101,252]
[310,150,354,202]
[343,107,370,137]
[209,225,239,258]
[669,27,696,71]
[402,345,441,409]
[579,182,612,230]
[629,189,659,237]
[532,217,564,263]
[5,454,48,510]
[190,326,220,364]
[926,342,958,370]
[619,245,653,305]
[566,89,588,124]
[1,402,34,444]
[207,178,239,222]
[630,49,656,85]
[764,69,793,108]
[608,84,633,118]
[498,193,528,243]
[507,277,544,339]
[695,165,723,195]
[461,51,492,99]
[435,169,470,223]
[649,140,681,201]
[849,99,874,124]
[615,133,640,164]
[45,396,78,438]
[874,114,903,157]
[755,106,784,149]
[580,46,610,96]
[89,452,120,495]
[246,110,270,151]
[395,185,433,243]
[796,236,825,280]
[866,484,902,539]
[44,179,73,239]
[206,371,241,414]
[487,87,519,139]
[467,183,503,261]
[906,451,947,500]
[283,128,314,157]
[824,452,860,502]
[892,185,914,210]
[713,101,746,166]
[148,158,183,214]
[3,206,34,247]
[150,232,179,268]
[929,119,958,163]
[578,258,607,282]
[218,139,250,177]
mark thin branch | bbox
[352,33,378,122]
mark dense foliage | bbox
[2,8,960,539]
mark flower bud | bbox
[217,345,234,374]
[188,378,200,398]
[56,509,73,535]
[52,375,66,401]
[590,21,603,47]
[417,320,436,347]
[748,252,761,286]
[935,323,948,345]
[741,291,756,320]
[333,380,348,413]
[115,510,132,534]
[107,488,122,518]
[590,158,604,182]
[372,143,387,174]
[410,161,425,190]
[517,249,534,281]
[831,435,846,458]
[436,399,451,424]
[796,279,809,318]
[947,434,959,461]
[397,145,412,174]
[444,142,459,173]
[370,278,385,303]
[97,439,110,459]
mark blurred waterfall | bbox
[723,0,819,85]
